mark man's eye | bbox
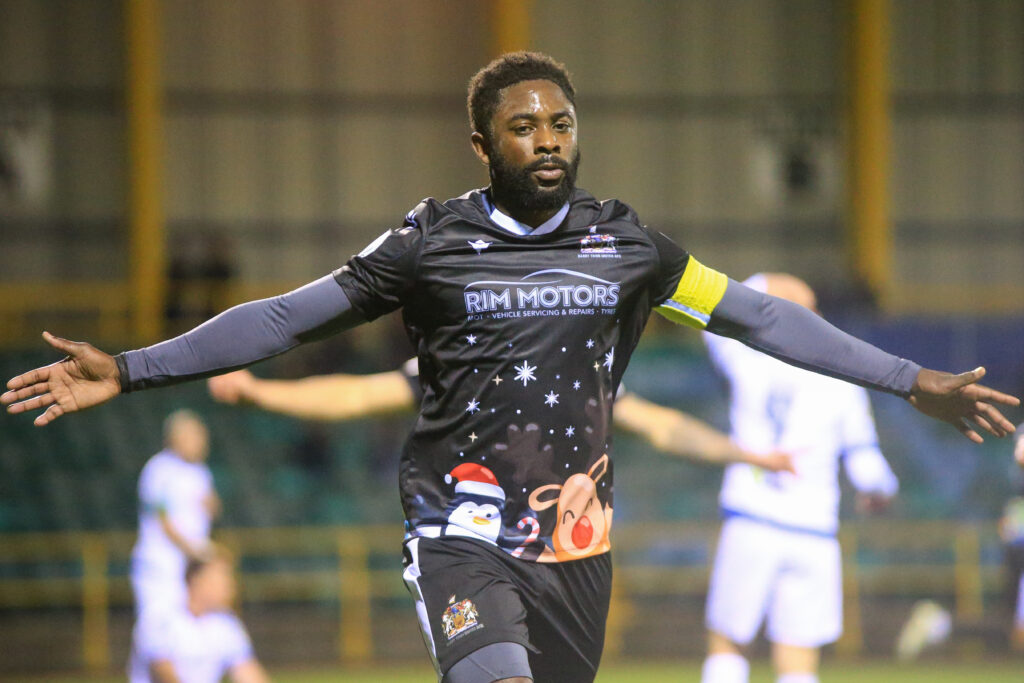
[515,126,532,135]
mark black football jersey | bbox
[334,188,720,562]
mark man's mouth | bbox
[531,158,568,185]
[533,167,565,183]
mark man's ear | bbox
[470,131,491,166]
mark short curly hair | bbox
[467,51,576,147]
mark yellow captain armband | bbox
[654,257,728,330]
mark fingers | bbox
[6,367,50,392]
[5,393,56,415]
[42,330,78,356]
[968,412,999,438]
[948,367,986,390]
[2,383,50,403]
[974,401,1015,435]
[35,403,65,426]
[972,384,1021,407]
[956,420,984,444]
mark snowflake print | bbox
[514,361,538,387]
[466,334,478,345]
[466,399,481,414]
[544,391,560,407]
[603,347,615,371]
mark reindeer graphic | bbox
[527,453,613,562]
[491,398,615,562]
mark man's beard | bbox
[489,148,581,216]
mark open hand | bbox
[1,332,121,426]
[908,367,1019,443]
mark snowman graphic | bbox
[443,462,506,545]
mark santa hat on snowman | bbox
[446,462,505,502]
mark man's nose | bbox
[534,125,560,155]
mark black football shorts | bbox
[402,536,612,682]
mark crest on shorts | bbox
[441,594,481,641]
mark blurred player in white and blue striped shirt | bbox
[700,274,898,683]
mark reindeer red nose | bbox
[571,515,593,548]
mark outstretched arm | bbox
[158,512,209,561]
[612,392,794,472]
[2,275,362,425]
[707,277,1019,443]
[208,368,416,421]
[653,253,1018,443]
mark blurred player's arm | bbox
[230,658,271,683]
[839,386,898,514]
[652,252,1019,442]
[149,660,182,683]
[845,448,898,514]
[205,491,222,520]
[157,510,208,561]
[208,368,415,420]
[141,471,209,560]
[613,392,793,472]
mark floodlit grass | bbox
[12,660,1024,683]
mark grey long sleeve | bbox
[115,275,364,392]
[707,279,921,397]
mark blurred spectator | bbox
[167,234,236,334]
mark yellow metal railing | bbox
[0,521,1004,674]
[0,281,310,349]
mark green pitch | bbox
[288,661,1021,682]
[14,661,1023,682]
